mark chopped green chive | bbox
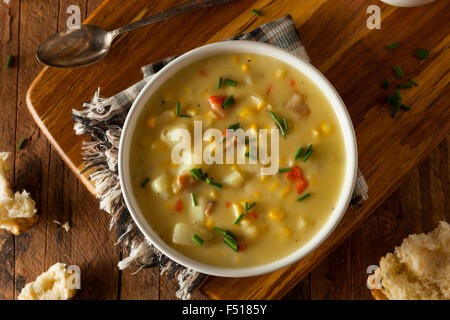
[206,176,222,189]
[218,77,223,89]
[398,83,413,89]
[228,123,240,130]
[400,104,411,111]
[302,144,314,162]
[192,233,204,246]
[388,90,401,107]
[268,111,286,136]
[16,138,26,150]
[245,202,256,213]
[251,9,262,16]
[381,79,391,89]
[278,168,291,173]
[191,193,198,207]
[222,95,235,109]
[190,168,203,180]
[386,42,399,50]
[223,78,237,87]
[294,146,304,160]
[213,227,227,236]
[141,177,150,188]
[416,48,429,59]
[224,234,239,251]
[297,193,311,202]
[6,55,14,68]
[233,213,244,225]
[394,65,404,78]
[283,118,288,131]
[176,101,191,118]
[392,106,400,118]
[408,79,419,86]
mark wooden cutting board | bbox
[26,0,450,299]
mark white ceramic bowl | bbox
[380,0,436,7]
[119,41,358,277]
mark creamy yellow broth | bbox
[130,53,346,268]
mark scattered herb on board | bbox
[297,192,311,202]
[223,78,237,87]
[268,111,286,136]
[393,65,404,78]
[222,95,235,109]
[141,177,150,188]
[386,42,399,50]
[416,48,429,59]
[6,55,14,68]
[192,233,204,246]
[408,79,419,86]
[381,79,391,89]
[251,9,262,17]
[398,82,413,89]
[16,138,26,150]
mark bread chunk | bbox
[0,152,38,235]
[370,221,450,300]
[18,263,78,300]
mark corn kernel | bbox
[312,128,320,138]
[231,165,239,171]
[232,203,243,218]
[205,219,215,229]
[239,107,253,119]
[209,191,217,199]
[187,107,198,116]
[276,69,287,78]
[320,123,332,134]
[241,64,249,72]
[269,209,284,221]
[280,187,291,198]
[277,226,291,239]
[256,102,265,111]
[145,116,157,128]
[232,55,239,64]
[267,181,279,191]
[253,191,261,199]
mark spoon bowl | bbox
[37,25,114,68]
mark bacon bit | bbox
[290,78,296,88]
[204,200,216,216]
[226,202,231,208]
[208,96,227,118]
[285,165,308,194]
[173,174,197,194]
[285,91,310,118]
[175,199,183,213]
[266,84,273,96]
[238,242,247,252]
[199,70,207,76]
[247,211,258,219]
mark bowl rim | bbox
[118,40,358,277]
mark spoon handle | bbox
[112,0,240,37]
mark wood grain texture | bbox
[0,0,447,300]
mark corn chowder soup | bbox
[129,53,346,268]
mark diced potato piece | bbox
[151,174,170,198]
[269,209,284,221]
[188,198,205,223]
[239,220,257,239]
[172,223,212,246]
[223,171,244,187]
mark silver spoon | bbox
[37,0,239,68]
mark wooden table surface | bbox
[0,0,448,300]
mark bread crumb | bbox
[18,263,78,300]
[0,152,38,235]
[53,220,71,232]
[371,221,450,300]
